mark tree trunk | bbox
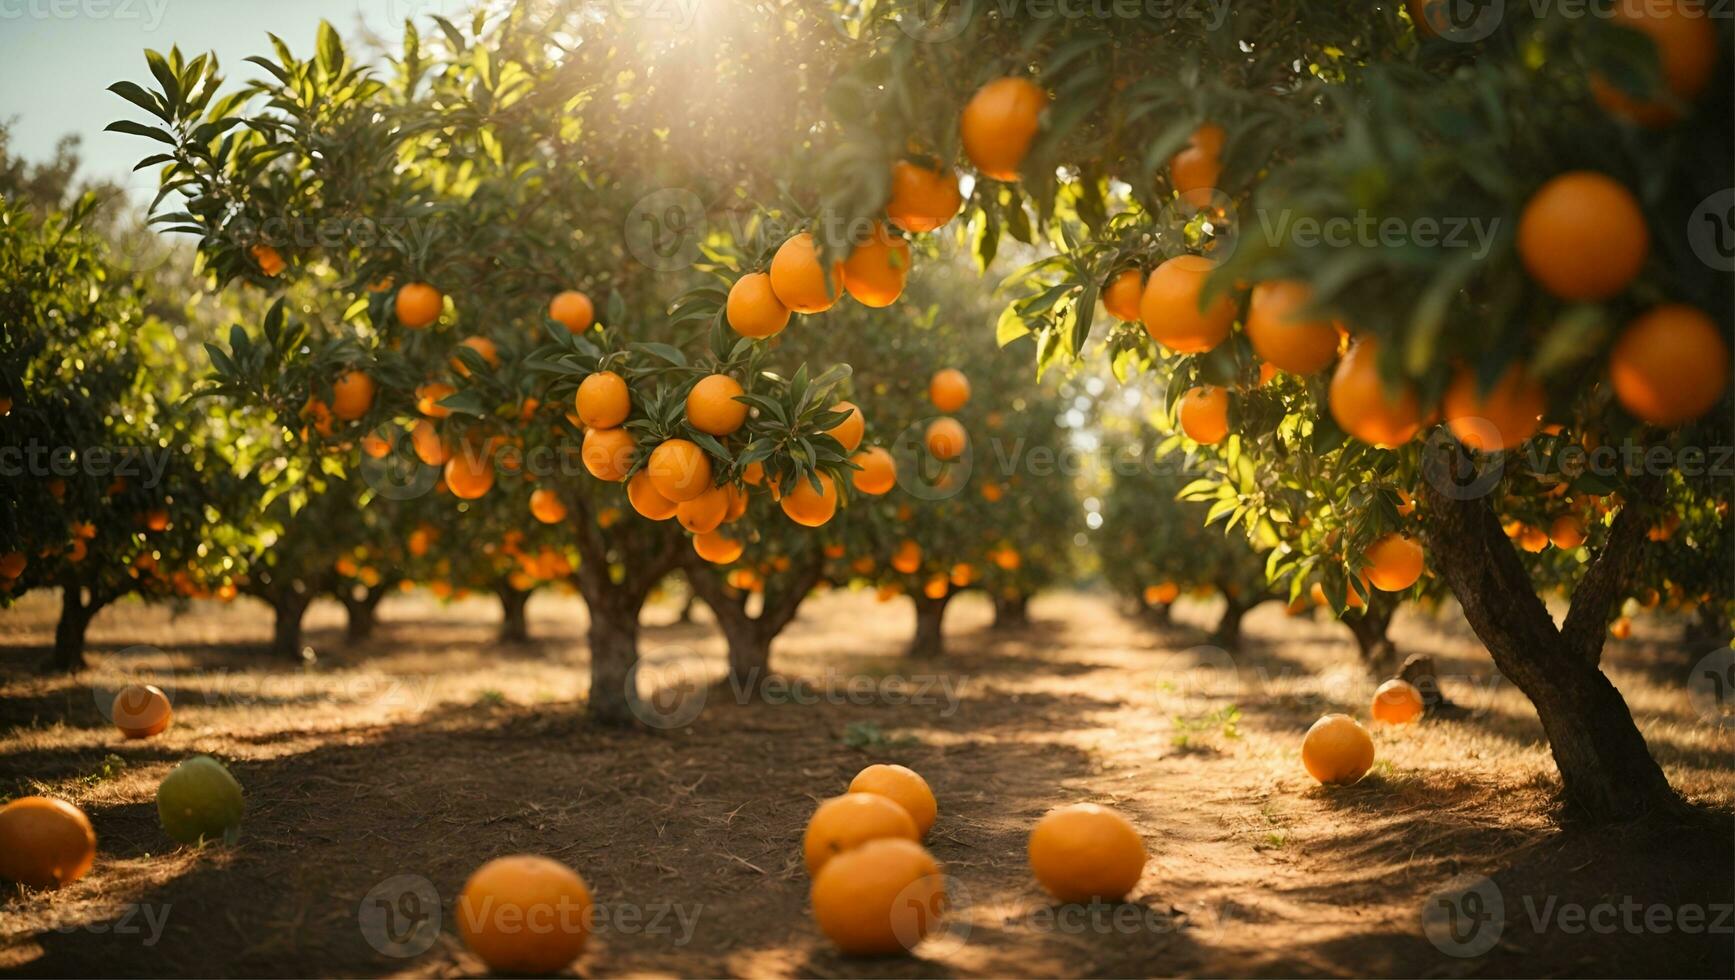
[586,595,642,727]
[50,587,101,673]
[1344,593,1397,671]
[341,588,384,642]
[908,592,952,659]
[498,586,531,644]
[1209,596,1249,651]
[720,615,770,692]
[992,593,1031,630]
[1142,602,1173,628]
[684,550,822,692]
[1420,442,1679,822]
[271,591,313,659]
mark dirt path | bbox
[1,591,1730,977]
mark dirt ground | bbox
[0,588,1731,978]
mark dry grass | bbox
[1,589,1730,977]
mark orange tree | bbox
[779,2,1731,820]
[0,187,247,670]
[113,11,879,724]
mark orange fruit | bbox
[411,420,451,466]
[1518,524,1551,553]
[331,370,376,421]
[781,472,839,527]
[886,160,962,233]
[395,282,443,329]
[113,683,172,739]
[803,792,921,875]
[1549,513,1587,550]
[925,417,967,461]
[576,371,631,429]
[726,272,791,339]
[300,397,336,438]
[1028,803,1147,903]
[457,855,592,975]
[1178,385,1230,445]
[1443,364,1545,452]
[416,382,457,419]
[1102,268,1145,322]
[923,574,949,599]
[1363,533,1424,592]
[1591,0,1719,126]
[693,530,744,564]
[892,540,922,575]
[1300,713,1374,785]
[1245,280,1341,375]
[444,451,495,500]
[647,439,713,502]
[0,552,25,579]
[1329,338,1424,448]
[676,486,730,534]
[841,224,911,308]
[0,797,97,889]
[723,483,749,522]
[851,447,897,495]
[1148,581,1181,604]
[686,374,749,436]
[1139,255,1236,354]
[1370,679,1424,725]
[768,232,841,315]
[960,76,1047,182]
[627,470,679,520]
[1169,122,1225,209]
[529,489,567,525]
[450,337,499,377]
[144,509,170,533]
[828,402,865,453]
[1394,488,1417,517]
[250,243,285,276]
[1517,172,1648,302]
[1610,304,1729,427]
[848,763,936,836]
[549,290,595,333]
[1610,616,1633,640]
[929,368,971,412]
[810,838,944,955]
[581,426,637,482]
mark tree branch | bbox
[1559,478,1661,664]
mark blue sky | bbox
[0,0,471,201]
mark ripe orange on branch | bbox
[781,472,839,527]
[1329,338,1423,448]
[395,282,443,329]
[1442,364,1545,451]
[851,447,897,495]
[725,272,791,338]
[1363,533,1424,592]
[929,368,971,413]
[693,530,744,564]
[960,76,1047,182]
[1102,268,1144,322]
[886,160,962,233]
[840,224,911,308]
[1517,172,1648,301]
[1609,304,1729,427]
[1169,122,1226,210]
[576,371,631,429]
[1140,255,1236,354]
[676,486,730,534]
[925,417,967,460]
[330,370,376,421]
[769,232,841,315]
[648,439,713,502]
[450,337,499,378]
[627,470,678,519]
[549,290,595,333]
[1591,0,1718,126]
[529,489,567,524]
[1178,385,1230,445]
[686,374,748,436]
[1245,280,1341,375]
[581,427,636,482]
[827,402,865,452]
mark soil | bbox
[1,589,1731,978]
